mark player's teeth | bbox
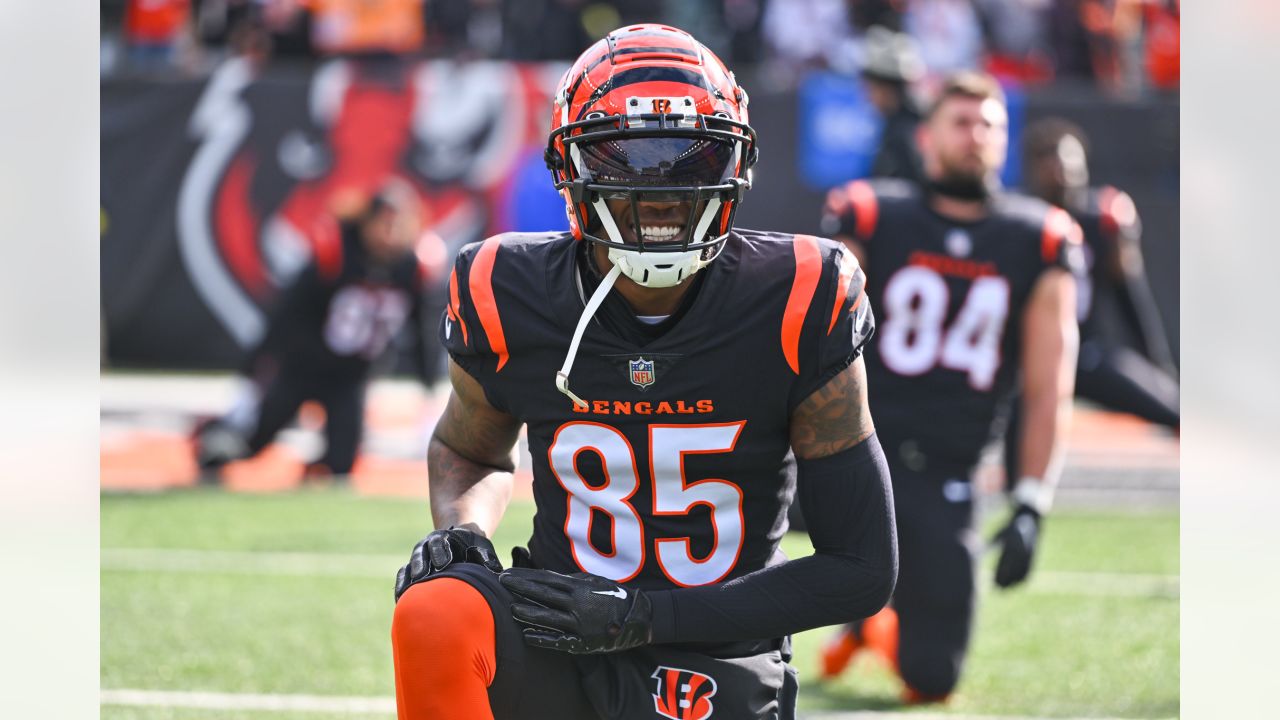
[640,226,681,241]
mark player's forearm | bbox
[426,435,513,537]
[647,550,896,644]
[1018,269,1079,495]
[1120,264,1177,372]
[647,436,897,644]
[1017,389,1072,486]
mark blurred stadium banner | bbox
[794,73,1027,189]
[102,60,1177,370]
[796,71,882,189]
[102,57,568,369]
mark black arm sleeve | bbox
[1113,224,1177,372]
[647,434,898,644]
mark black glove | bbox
[499,568,652,654]
[510,545,536,569]
[992,504,1041,588]
[394,525,503,602]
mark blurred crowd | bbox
[101,0,1178,95]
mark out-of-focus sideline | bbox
[100,372,1178,508]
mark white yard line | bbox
[100,688,1170,720]
[101,689,394,714]
[101,548,1178,597]
[1021,570,1179,598]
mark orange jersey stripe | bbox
[468,238,509,371]
[827,247,861,335]
[1041,206,1074,264]
[312,216,344,281]
[782,234,823,374]
[447,267,469,347]
[847,180,879,240]
[1098,186,1118,235]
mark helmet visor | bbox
[578,136,737,188]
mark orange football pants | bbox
[392,578,497,720]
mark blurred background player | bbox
[1001,117,1179,502]
[818,71,1083,703]
[1022,116,1178,427]
[860,24,925,183]
[193,180,440,483]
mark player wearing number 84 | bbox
[818,71,1085,702]
[390,23,898,720]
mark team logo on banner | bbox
[651,666,717,720]
[629,357,656,389]
[175,57,546,348]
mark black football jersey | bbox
[442,229,873,591]
[251,223,429,381]
[822,179,1083,470]
[1071,186,1141,344]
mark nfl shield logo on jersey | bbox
[945,228,972,257]
[629,357,656,389]
[652,665,717,720]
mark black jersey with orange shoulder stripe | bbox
[442,229,873,591]
[1072,185,1141,343]
[822,178,1083,471]
[249,220,432,382]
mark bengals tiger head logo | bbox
[176,57,549,349]
[651,665,717,720]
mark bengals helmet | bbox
[545,24,758,288]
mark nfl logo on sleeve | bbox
[629,357,656,389]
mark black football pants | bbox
[414,563,797,720]
[884,459,978,698]
[243,370,367,475]
[1074,340,1179,430]
[798,452,977,698]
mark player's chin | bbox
[950,159,986,177]
[941,166,987,188]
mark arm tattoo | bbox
[432,391,520,472]
[432,361,521,471]
[427,360,522,531]
[790,358,875,459]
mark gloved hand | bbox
[394,525,503,602]
[499,568,652,654]
[992,504,1041,588]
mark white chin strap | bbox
[555,196,725,404]
[591,196,722,289]
[556,263,622,406]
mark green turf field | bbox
[102,490,1178,718]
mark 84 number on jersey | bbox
[878,266,1010,390]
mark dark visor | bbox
[578,136,736,187]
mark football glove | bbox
[499,568,652,654]
[394,525,503,602]
[992,504,1041,588]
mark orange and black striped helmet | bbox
[545,24,758,259]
